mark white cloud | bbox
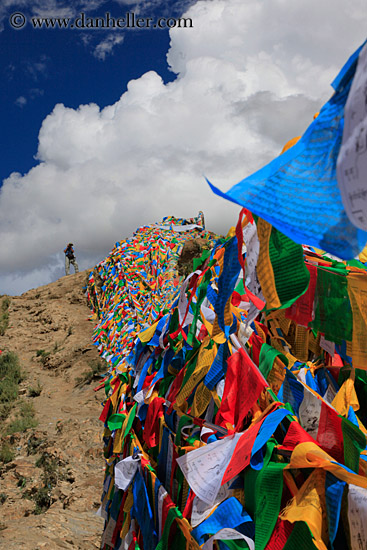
[14,89,44,108]
[93,33,125,61]
[15,95,27,107]
[113,0,197,15]
[1,0,367,295]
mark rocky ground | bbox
[0,271,105,549]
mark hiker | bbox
[64,243,79,275]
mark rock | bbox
[177,238,211,276]
[13,456,37,478]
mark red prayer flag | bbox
[143,397,165,448]
[265,519,294,550]
[279,420,316,452]
[285,263,317,326]
[215,348,268,432]
[316,401,344,464]
[222,418,265,484]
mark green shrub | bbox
[0,297,10,336]
[1,297,10,312]
[17,476,27,488]
[0,352,39,438]
[0,353,22,413]
[0,352,22,383]
[0,377,19,403]
[19,401,35,416]
[6,401,38,435]
[28,381,43,398]
[35,452,59,485]
[36,349,50,357]
[0,403,12,421]
[0,442,15,464]
[6,416,38,435]
[33,487,51,514]
[32,452,60,513]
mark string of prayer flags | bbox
[89,113,367,549]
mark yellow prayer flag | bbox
[139,320,160,343]
[286,442,367,488]
[256,218,281,310]
[280,469,328,549]
[331,378,359,417]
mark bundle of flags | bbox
[90,41,367,550]
[90,206,367,550]
[86,217,216,372]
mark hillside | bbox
[0,270,105,549]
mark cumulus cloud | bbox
[1,0,367,295]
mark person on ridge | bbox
[64,243,79,275]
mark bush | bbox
[35,452,59,486]
[0,297,10,336]
[0,403,12,421]
[0,377,19,404]
[6,416,38,435]
[0,352,22,383]
[1,297,10,312]
[0,442,15,464]
[28,381,43,398]
[17,476,27,488]
[33,486,51,514]
[6,401,38,435]
[32,452,60,513]
[0,353,22,414]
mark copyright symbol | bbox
[10,12,26,29]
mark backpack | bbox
[66,248,74,259]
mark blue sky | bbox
[0,0,366,295]
[0,1,184,183]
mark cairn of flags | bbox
[87,206,367,550]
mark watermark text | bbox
[10,12,193,30]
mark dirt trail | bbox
[0,271,105,549]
